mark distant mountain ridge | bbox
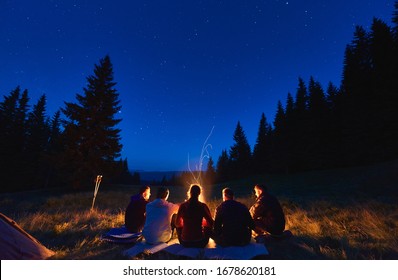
[133,171,183,183]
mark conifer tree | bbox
[25,95,51,188]
[325,82,343,167]
[229,121,252,179]
[392,1,398,40]
[253,113,271,174]
[26,95,49,157]
[204,156,216,186]
[44,110,63,188]
[341,26,372,165]
[286,79,310,171]
[216,149,230,183]
[0,87,31,191]
[307,77,328,169]
[272,100,288,172]
[62,55,123,189]
[284,92,296,170]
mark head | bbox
[157,187,170,200]
[254,184,267,198]
[222,187,234,201]
[139,185,151,201]
[188,184,201,200]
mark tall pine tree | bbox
[229,121,252,179]
[216,149,230,183]
[253,113,271,174]
[62,55,123,189]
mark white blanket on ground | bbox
[164,242,268,260]
[123,238,268,259]
[123,238,179,257]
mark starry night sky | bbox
[1,0,395,171]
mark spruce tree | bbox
[341,25,372,165]
[0,87,30,191]
[307,77,328,169]
[216,149,230,183]
[325,82,343,167]
[229,121,252,179]
[369,18,397,160]
[291,78,310,171]
[62,55,123,189]
[392,1,398,40]
[272,100,288,173]
[204,156,216,186]
[44,110,63,188]
[253,113,270,174]
[25,95,51,188]
[284,92,295,171]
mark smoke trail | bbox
[187,126,214,187]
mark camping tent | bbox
[0,212,55,260]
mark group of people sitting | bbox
[125,183,286,248]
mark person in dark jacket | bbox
[213,188,255,247]
[249,184,285,236]
[125,185,151,233]
[175,184,213,248]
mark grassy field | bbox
[1,160,397,260]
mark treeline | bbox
[0,56,132,192]
[211,4,398,182]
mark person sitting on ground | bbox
[175,184,213,248]
[213,187,255,247]
[249,184,286,236]
[125,185,151,233]
[142,187,179,244]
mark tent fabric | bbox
[0,213,55,260]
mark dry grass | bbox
[1,184,397,260]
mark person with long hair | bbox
[175,184,213,248]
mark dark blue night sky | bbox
[1,0,395,171]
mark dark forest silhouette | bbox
[1,3,398,192]
[213,4,398,183]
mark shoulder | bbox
[199,201,209,208]
[166,200,179,210]
[178,200,189,209]
[215,201,227,212]
[236,200,249,209]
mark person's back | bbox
[250,184,285,236]
[125,186,151,233]
[213,188,254,247]
[142,187,178,244]
[176,185,213,248]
